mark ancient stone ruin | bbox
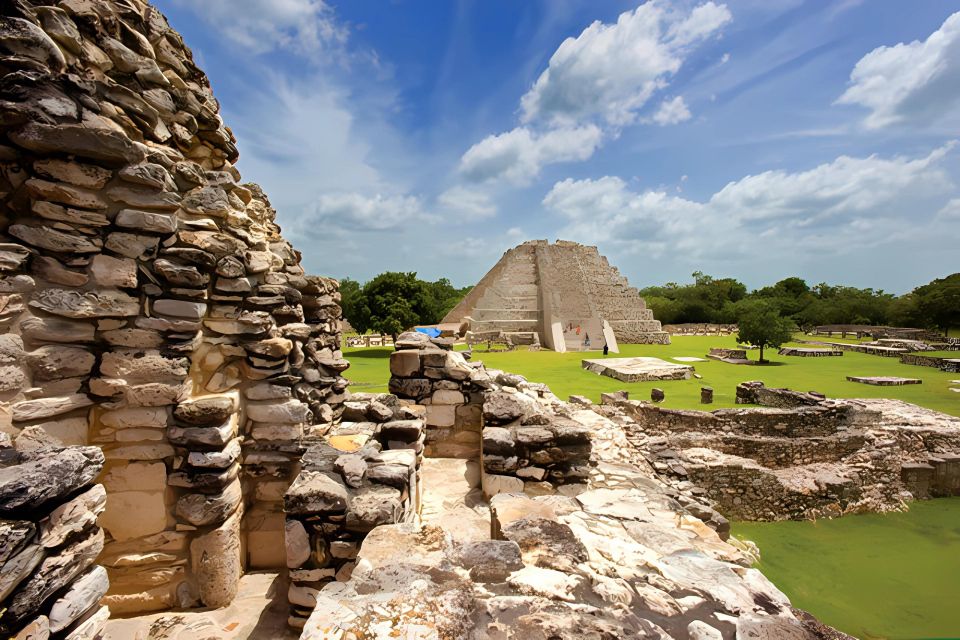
[1,2,957,639]
[0,0,346,633]
[442,239,669,351]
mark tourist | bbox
[603,343,609,356]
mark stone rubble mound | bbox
[604,382,960,520]
[291,375,850,640]
[0,434,109,639]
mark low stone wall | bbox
[620,400,850,438]
[900,353,960,372]
[388,335,487,458]
[735,380,826,408]
[481,386,592,495]
[901,455,960,498]
[599,383,960,521]
[283,415,423,630]
[0,440,109,638]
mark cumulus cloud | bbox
[436,186,497,220]
[936,197,960,221]
[836,11,960,129]
[306,192,433,231]
[519,1,731,126]
[459,125,603,185]
[543,143,957,258]
[168,0,347,56]
[651,96,692,125]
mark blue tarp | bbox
[415,327,442,338]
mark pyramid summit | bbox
[442,239,669,350]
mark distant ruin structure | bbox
[442,239,669,351]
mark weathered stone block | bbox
[100,490,168,541]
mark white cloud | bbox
[436,186,497,220]
[459,125,603,185]
[651,96,692,125]
[519,1,731,126]
[936,197,960,221]
[307,192,433,231]
[168,0,347,56]
[543,143,957,258]
[836,11,960,129]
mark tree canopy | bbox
[736,301,795,363]
[640,272,958,333]
[339,272,471,337]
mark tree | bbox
[338,278,367,332]
[422,278,471,323]
[360,272,430,340]
[736,301,795,363]
[910,273,960,334]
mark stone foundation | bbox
[601,382,960,520]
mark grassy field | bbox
[344,335,960,416]
[733,498,960,639]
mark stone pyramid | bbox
[442,240,669,349]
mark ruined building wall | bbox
[0,1,346,613]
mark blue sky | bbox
[154,0,960,293]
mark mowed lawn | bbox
[344,335,960,417]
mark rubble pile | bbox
[0,437,109,639]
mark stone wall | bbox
[387,332,488,459]
[0,438,109,639]
[0,0,346,613]
[599,385,960,520]
[899,353,960,372]
[386,332,593,497]
[283,412,423,630]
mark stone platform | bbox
[779,347,842,357]
[847,376,922,386]
[706,348,752,364]
[582,357,693,382]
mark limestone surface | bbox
[582,356,694,382]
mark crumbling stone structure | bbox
[602,382,960,520]
[290,364,849,640]
[0,437,108,639]
[0,0,346,615]
[386,332,594,498]
[442,239,669,350]
[283,403,424,629]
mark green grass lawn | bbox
[344,335,960,416]
[733,498,960,640]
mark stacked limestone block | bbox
[385,333,593,497]
[0,0,346,613]
[0,436,109,639]
[282,412,424,630]
[388,331,490,459]
[481,376,592,498]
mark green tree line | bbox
[339,272,471,338]
[640,272,959,334]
